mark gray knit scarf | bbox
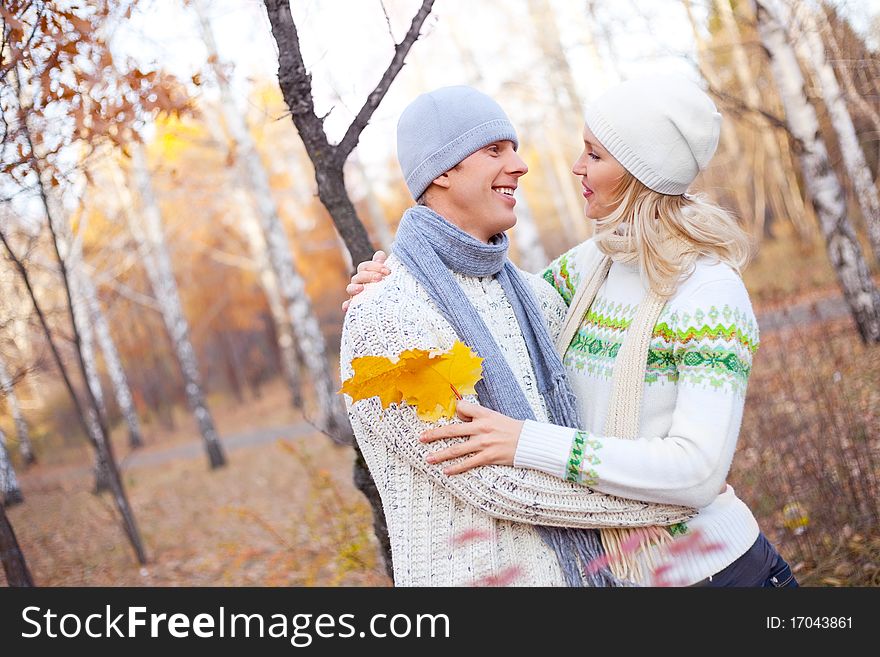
[393,205,625,587]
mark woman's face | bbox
[572,124,628,219]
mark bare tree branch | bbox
[688,52,798,141]
[336,0,435,161]
[379,1,395,42]
[264,0,434,265]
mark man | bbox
[340,86,680,586]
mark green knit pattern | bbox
[667,522,689,536]
[541,246,581,307]
[563,295,758,397]
[566,430,602,486]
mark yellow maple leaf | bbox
[340,340,484,421]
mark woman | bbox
[346,75,797,587]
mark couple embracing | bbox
[340,77,796,588]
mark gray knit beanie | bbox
[397,86,519,200]
[584,74,721,195]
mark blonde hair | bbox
[592,173,754,296]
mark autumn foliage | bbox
[341,341,484,421]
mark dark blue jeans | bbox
[694,532,798,587]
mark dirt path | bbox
[26,420,317,487]
[755,294,850,331]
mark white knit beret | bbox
[584,74,721,195]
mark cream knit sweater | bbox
[340,254,686,586]
[516,239,761,585]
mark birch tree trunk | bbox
[79,271,145,448]
[58,204,144,490]
[0,426,23,506]
[820,5,880,186]
[789,2,880,262]
[4,272,47,410]
[0,502,33,586]
[754,0,880,343]
[70,271,114,492]
[58,218,113,491]
[716,0,815,240]
[196,3,348,439]
[0,357,35,466]
[206,101,304,409]
[228,187,304,409]
[128,144,227,467]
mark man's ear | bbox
[431,172,451,190]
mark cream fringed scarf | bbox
[555,234,697,584]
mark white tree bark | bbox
[0,357,34,466]
[0,426,23,506]
[229,186,304,408]
[70,271,108,423]
[196,2,350,440]
[70,270,116,490]
[205,111,304,409]
[754,0,880,343]
[58,203,145,485]
[4,276,46,407]
[79,271,144,448]
[16,194,112,498]
[715,0,815,240]
[820,6,880,186]
[128,144,227,467]
[789,1,880,262]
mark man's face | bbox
[438,140,528,242]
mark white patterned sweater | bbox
[340,254,682,587]
[516,239,761,585]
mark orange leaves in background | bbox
[340,341,483,422]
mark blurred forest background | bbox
[1,0,878,587]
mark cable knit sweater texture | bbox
[520,239,761,584]
[340,253,687,587]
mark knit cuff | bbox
[513,420,574,479]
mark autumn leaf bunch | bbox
[340,341,483,422]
